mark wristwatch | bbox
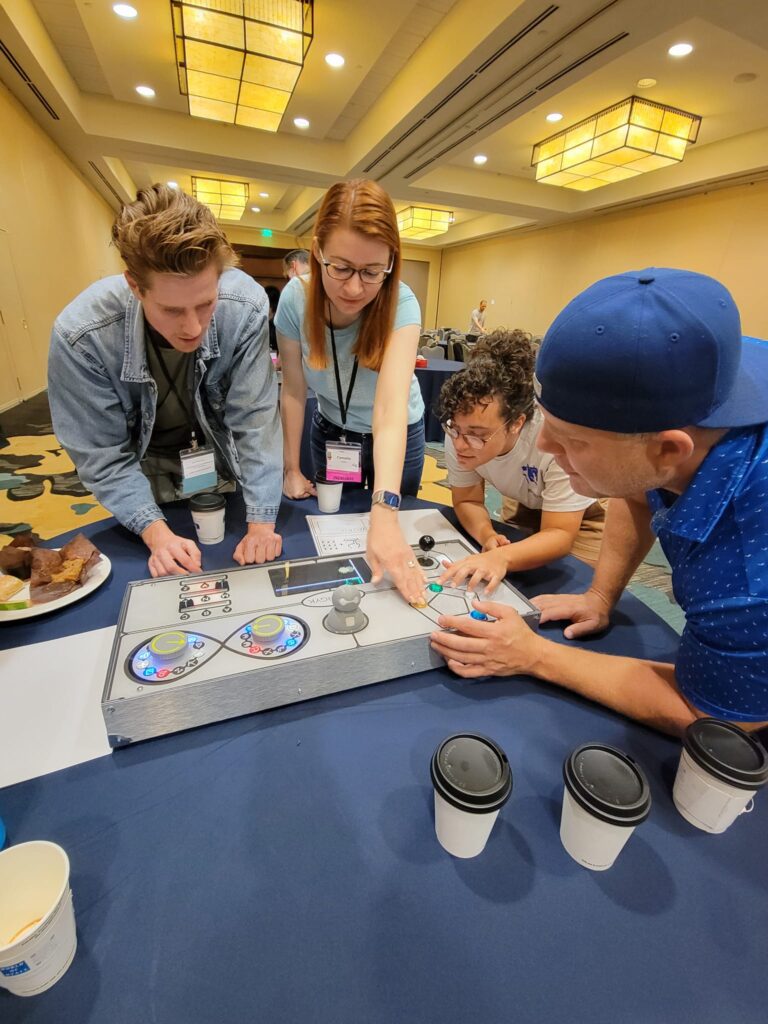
[371,490,401,511]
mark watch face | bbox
[374,490,400,509]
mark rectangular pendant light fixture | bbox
[532,96,701,191]
[397,206,454,239]
[172,0,314,132]
[191,176,249,219]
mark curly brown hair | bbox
[111,184,238,291]
[437,329,536,425]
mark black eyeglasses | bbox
[443,418,513,450]
[317,246,394,285]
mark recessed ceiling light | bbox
[293,117,310,129]
[637,77,657,89]
[473,154,488,165]
[135,85,155,99]
[668,42,693,57]
[167,181,179,189]
[325,53,345,68]
[113,3,137,18]
[250,206,261,213]
[546,112,563,123]
[259,191,269,198]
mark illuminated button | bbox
[156,669,171,679]
[428,583,443,593]
[248,645,261,654]
[286,638,298,647]
[250,615,284,640]
[149,631,188,661]
[143,667,156,677]
[470,610,489,621]
[188,635,198,643]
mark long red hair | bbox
[305,179,401,371]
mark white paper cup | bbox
[315,475,343,514]
[560,744,651,871]
[672,719,768,834]
[0,841,77,997]
[189,492,226,544]
[430,734,512,858]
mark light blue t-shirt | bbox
[274,277,424,434]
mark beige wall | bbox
[437,180,768,339]
[0,80,122,408]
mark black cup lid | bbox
[683,719,768,791]
[563,744,651,827]
[189,492,226,512]
[430,733,512,814]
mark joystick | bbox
[419,535,435,551]
[323,587,369,635]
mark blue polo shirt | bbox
[647,424,768,721]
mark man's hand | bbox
[233,523,282,565]
[283,469,316,499]
[142,520,202,578]
[438,548,510,594]
[367,508,425,604]
[430,599,544,678]
[481,532,511,552]
[532,588,612,640]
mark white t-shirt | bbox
[444,408,594,513]
[468,308,486,333]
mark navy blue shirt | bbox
[647,424,768,721]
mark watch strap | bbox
[371,489,401,510]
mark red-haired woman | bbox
[275,179,426,603]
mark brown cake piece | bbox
[60,534,101,580]
[7,531,41,549]
[0,544,33,580]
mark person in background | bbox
[437,330,605,593]
[48,184,282,578]
[432,268,768,736]
[275,179,426,605]
[468,299,488,335]
[264,284,280,351]
[283,249,310,280]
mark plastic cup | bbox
[0,842,77,997]
[189,492,226,544]
[430,733,512,858]
[560,744,651,870]
[673,718,768,833]
[315,473,343,514]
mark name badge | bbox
[326,441,362,482]
[180,445,217,495]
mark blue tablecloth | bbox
[2,494,767,1023]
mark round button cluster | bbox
[130,630,208,684]
[239,614,307,658]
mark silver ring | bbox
[407,560,415,568]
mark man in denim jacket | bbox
[49,184,282,577]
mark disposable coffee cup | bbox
[430,733,512,858]
[189,492,226,544]
[560,744,651,870]
[0,841,77,997]
[673,718,768,834]
[315,473,343,514]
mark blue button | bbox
[143,667,156,677]
[470,610,489,621]
[286,638,297,647]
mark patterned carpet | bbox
[0,398,682,633]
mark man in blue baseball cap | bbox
[430,268,768,735]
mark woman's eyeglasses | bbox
[443,418,512,450]
[317,246,394,285]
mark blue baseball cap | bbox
[535,268,768,433]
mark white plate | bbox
[0,551,112,622]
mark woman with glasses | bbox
[436,330,606,594]
[274,179,426,603]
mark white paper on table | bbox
[306,508,459,557]
[0,626,114,788]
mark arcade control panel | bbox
[102,525,539,747]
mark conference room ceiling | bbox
[1,0,767,247]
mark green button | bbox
[428,583,443,593]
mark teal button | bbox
[428,583,443,593]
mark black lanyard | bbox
[147,331,198,445]
[328,307,359,437]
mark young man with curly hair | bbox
[48,184,283,578]
[436,330,605,593]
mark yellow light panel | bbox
[397,206,454,239]
[532,95,701,190]
[172,0,313,132]
[192,176,249,220]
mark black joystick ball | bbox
[419,535,435,552]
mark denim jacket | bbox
[48,269,282,535]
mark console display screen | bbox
[268,557,372,597]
